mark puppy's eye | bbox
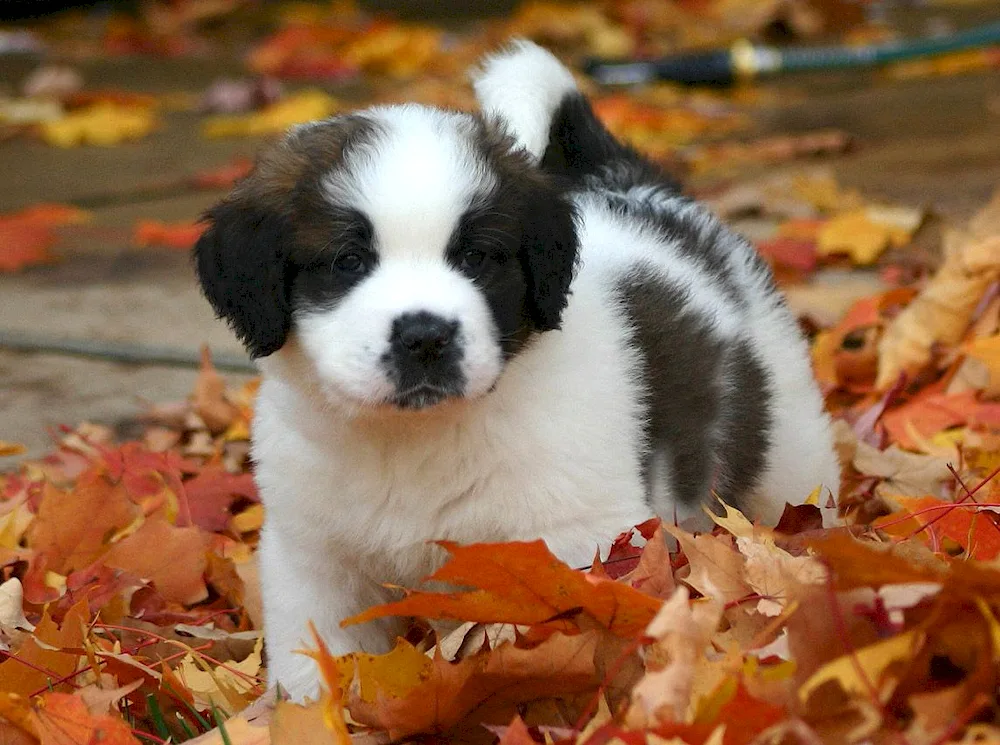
[459,248,487,273]
[333,249,370,275]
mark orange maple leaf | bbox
[876,496,1000,560]
[0,204,89,272]
[342,540,663,637]
[881,389,980,449]
[28,692,138,745]
[133,219,206,250]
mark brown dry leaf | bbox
[176,637,263,711]
[876,191,1000,389]
[347,631,599,740]
[76,679,144,716]
[193,347,242,434]
[662,524,750,605]
[102,516,210,605]
[625,586,722,727]
[852,442,953,497]
[619,525,676,599]
[737,536,826,616]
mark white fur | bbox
[472,39,578,161]
[304,105,504,413]
[248,44,840,701]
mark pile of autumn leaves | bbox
[1,193,1000,745]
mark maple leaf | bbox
[876,190,1000,389]
[183,467,258,533]
[0,203,90,272]
[808,533,945,590]
[0,600,88,697]
[626,586,722,727]
[881,389,981,450]
[26,692,139,745]
[618,525,676,599]
[346,631,600,740]
[193,348,243,435]
[133,220,206,251]
[799,629,924,703]
[102,517,210,605]
[662,524,750,606]
[202,90,338,138]
[852,442,953,498]
[27,470,140,575]
[876,496,1000,560]
[39,102,157,147]
[342,540,662,638]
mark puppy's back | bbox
[474,41,840,524]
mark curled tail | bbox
[472,39,678,192]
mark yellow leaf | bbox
[965,335,1000,395]
[799,630,924,702]
[230,504,264,534]
[0,501,33,550]
[706,500,756,540]
[0,440,26,457]
[817,209,891,265]
[39,103,156,147]
[203,90,338,138]
[334,639,432,703]
[176,637,263,711]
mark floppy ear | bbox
[518,181,579,331]
[194,203,293,358]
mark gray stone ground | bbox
[1,20,1000,458]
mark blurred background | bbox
[1,0,999,456]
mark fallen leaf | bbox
[27,470,140,574]
[133,220,205,251]
[348,631,600,740]
[102,517,210,605]
[30,692,139,745]
[876,191,1000,389]
[202,90,338,138]
[662,524,750,605]
[342,540,662,638]
[799,629,924,702]
[852,442,953,497]
[39,102,156,147]
[876,496,1000,560]
[881,390,981,450]
[0,203,90,272]
[626,586,722,726]
[0,600,88,697]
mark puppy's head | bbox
[195,105,577,412]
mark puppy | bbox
[194,41,840,700]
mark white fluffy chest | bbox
[252,281,653,586]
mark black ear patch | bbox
[194,203,293,358]
[518,183,579,331]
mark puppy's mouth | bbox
[390,383,462,410]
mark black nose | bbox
[391,312,458,358]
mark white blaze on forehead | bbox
[321,105,494,261]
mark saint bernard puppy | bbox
[195,41,840,699]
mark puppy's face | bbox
[195,105,577,413]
